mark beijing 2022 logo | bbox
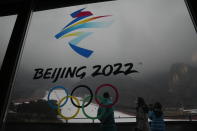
[55,8,113,58]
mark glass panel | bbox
[0,15,17,69]
[6,0,197,123]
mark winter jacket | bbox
[136,106,150,131]
[97,98,117,131]
[148,111,165,131]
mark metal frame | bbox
[185,0,197,33]
[0,0,196,130]
[0,0,34,130]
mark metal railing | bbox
[58,114,197,123]
[59,116,136,123]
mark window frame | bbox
[0,0,196,129]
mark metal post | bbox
[0,0,34,130]
[184,0,197,33]
[189,113,192,121]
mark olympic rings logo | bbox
[47,84,119,120]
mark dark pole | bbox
[185,0,197,33]
[0,0,33,130]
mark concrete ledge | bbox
[4,121,197,131]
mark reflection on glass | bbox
[6,0,197,123]
[0,15,17,69]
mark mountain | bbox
[73,63,197,113]
[168,63,197,107]
[73,75,163,114]
[11,63,197,111]
[11,68,76,101]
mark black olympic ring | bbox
[48,84,119,109]
[70,85,93,108]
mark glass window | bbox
[6,0,197,123]
[0,15,17,69]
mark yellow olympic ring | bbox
[57,96,80,120]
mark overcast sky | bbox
[1,0,197,87]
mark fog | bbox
[16,0,197,77]
[0,0,197,101]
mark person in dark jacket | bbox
[97,92,117,131]
[135,97,150,131]
[148,102,165,131]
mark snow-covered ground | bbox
[43,90,196,123]
[43,90,135,123]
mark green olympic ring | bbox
[81,95,105,120]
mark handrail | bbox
[58,114,196,123]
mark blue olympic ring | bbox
[47,86,69,109]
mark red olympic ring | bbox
[95,83,119,108]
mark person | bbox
[148,102,165,131]
[135,97,150,131]
[148,104,154,127]
[97,92,117,131]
